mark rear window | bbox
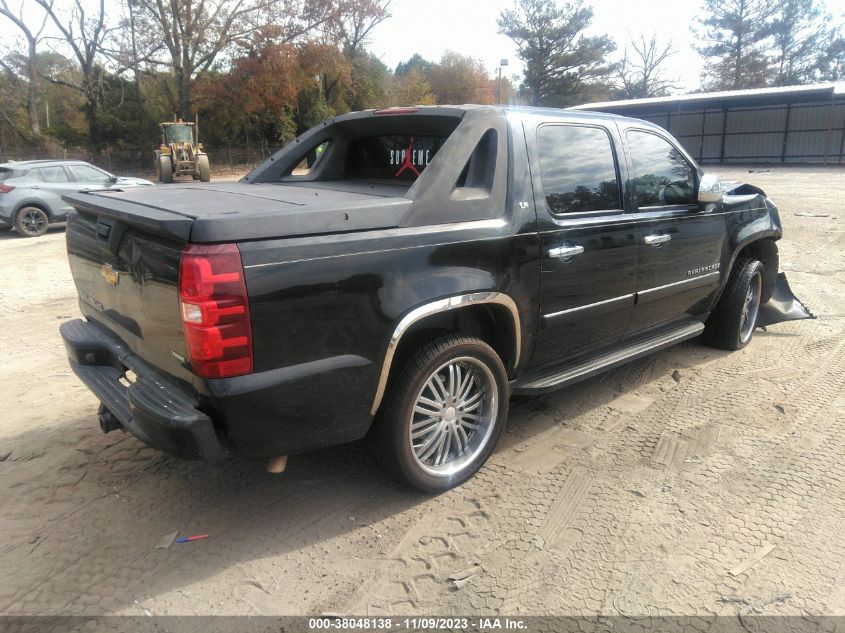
[347,135,449,182]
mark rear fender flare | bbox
[370,292,521,415]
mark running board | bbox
[513,321,704,394]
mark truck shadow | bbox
[1,340,736,615]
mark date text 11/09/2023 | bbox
[308,617,527,630]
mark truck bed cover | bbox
[63,181,413,242]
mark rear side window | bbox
[39,166,69,183]
[537,125,621,214]
[626,130,696,207]
[291,141,330,176]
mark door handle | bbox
[548,244,585,261]
[644,234,671,246]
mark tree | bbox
[395,53,433,77]
[616,34,677,99]
[693,0,776,90]
[390,68,435,106]
[818,31,845,81]
[348,51,390,110]
[770,0,831,85]
[299,42,352,115]
[33,0,119,142]
[0,0,51,134]
[497,0,615,107]
[427,51,491,104]
[334,0,391,59]
[133,0,339,118]
[0,53,32,139]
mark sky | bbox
[2,0,844,97]
[369,0,704,91]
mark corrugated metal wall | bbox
[632,100,845,164]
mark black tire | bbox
[702,258,764,351]
[197,154,211,182]
[15,206,49,237]
[158,155,173,184]
[369,335,509,493]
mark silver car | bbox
[0,160,154,237]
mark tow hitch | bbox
[758,273,815,327]
[98,404,122,434]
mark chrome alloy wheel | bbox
[409,356,498,477]
[739,272,762,344]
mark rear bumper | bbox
[60,319,227,460]
[61,318,377,460]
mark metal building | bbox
[572,83,845,164]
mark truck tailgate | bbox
[65,208,190,381]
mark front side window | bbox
[537,125,621,214]
[627,130,696,207]
[70,165,111,184]
[39,166,69,183]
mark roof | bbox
[1,159,91,168]
[571,82,845,113]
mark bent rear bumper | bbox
[60,319,228,460]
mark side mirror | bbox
[697,173,723,204]
[109,175,119,183]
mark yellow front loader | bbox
[154,119,210,183]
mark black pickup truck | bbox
[60,105,811,492]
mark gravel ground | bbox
[0,166,843,626]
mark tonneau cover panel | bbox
[64,182,413,243]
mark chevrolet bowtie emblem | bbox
[101,263,119,286]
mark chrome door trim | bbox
[543,293,635,320]
[638,271,720,299]
[371,292,521,415]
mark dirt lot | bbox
[0,167,843,625]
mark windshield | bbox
[164,124,194,144]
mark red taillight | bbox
[178,243,253,378]
[0,183,14,194]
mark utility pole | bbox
[498,59,508,104]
